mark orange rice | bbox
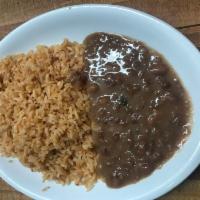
[0,40,97,189]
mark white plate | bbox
[0,4,200,200]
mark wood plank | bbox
[1,0,200,28]
[1,0,200,47]
[0,0,123,26]
[0,179,15,191]
[0,22,22,40]
[160,180,200,200]
[189,166,200,180]
[179,25,200,48]
[0,191,30,200]
[115,0,200,27]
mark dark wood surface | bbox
[0,0,200,199]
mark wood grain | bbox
[0,190,30,200]
[1,0,200,47]
[1,0,200,27]
[160,179,200,200]
[0,0,200,199]
[180,25,200,47]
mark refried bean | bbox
[83,32,191,188]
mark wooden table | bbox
[0,0,200,199]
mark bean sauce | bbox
[83,32,191,188]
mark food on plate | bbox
[0,33,191,189]
[84,33,191,187]
[0,40,97,189]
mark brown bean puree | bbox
[83,32,191,188]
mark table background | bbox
[0,0,200,199]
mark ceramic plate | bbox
[0,4,200,200]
